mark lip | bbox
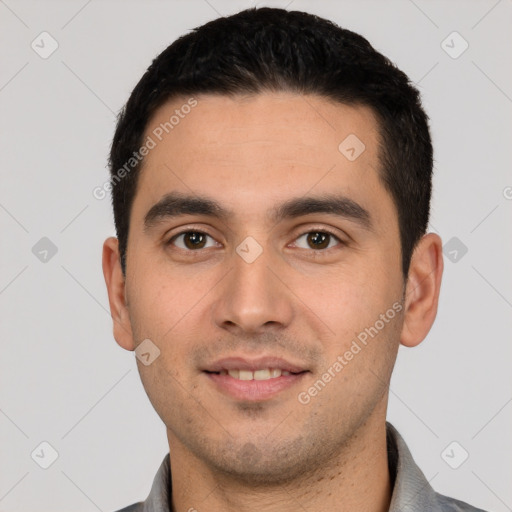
[203,356,307,373]
[202,355,309,402]
[205,371,308,402]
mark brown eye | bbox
[294,231,341,251]
[169,231,215,250]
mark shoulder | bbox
[433,492,489,512]
[386,423,489,512]
[109,453,171,512]
[111,502,144,512]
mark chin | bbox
[196,435,325,487]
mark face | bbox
[109,93,409,484]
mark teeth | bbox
[254,369,271,380]
[238,370,253,381]
[221,368,289,381]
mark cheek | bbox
[137,356,196,429]
[304,261,402,355]
[127,264,195,338]
[127,268,213,378]
[305,266,382,323]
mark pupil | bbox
[308,232,329,249]
[186,232,205,249]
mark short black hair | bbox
[109,7,433,277]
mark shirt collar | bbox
[386,421,439,510]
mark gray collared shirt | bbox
[114,422,487,512]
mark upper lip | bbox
[203,356,308,373]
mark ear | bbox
[102,237,135,351]
[400,233,444,348]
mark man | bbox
[102,7,486,512]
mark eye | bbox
[293,230,342,250]
[166,229,344,252]
[168,231,218,250]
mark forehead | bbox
[133,92,387,223]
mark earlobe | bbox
[400,233,444,348]
[102,237,135,351]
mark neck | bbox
[168,413,392,512]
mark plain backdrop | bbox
[1,1,511,511]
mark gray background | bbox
[1,0,511,511]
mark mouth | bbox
[208,368,296,380]
[203,356,309,401]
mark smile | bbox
[216,368,292,380]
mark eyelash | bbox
[166,227,345,254]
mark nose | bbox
[211,242,295,335]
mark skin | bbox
[103,92,443,512]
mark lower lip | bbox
[205,372,307,401]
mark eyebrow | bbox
[143,191,372,232]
